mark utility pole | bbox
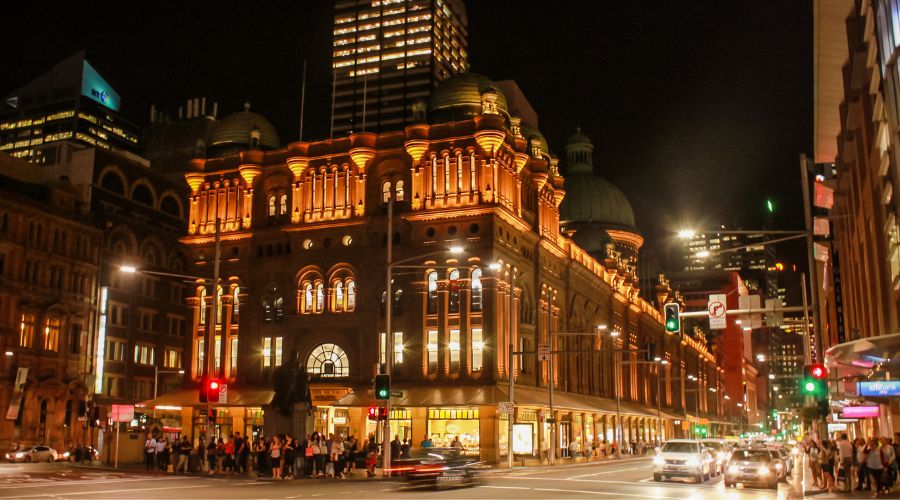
[507,269,515,469]
[800,154,822,362]
[383,197,393,476]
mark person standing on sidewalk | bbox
[866,437,886,497]
[881,437,896,493]
[175,436,191,474]
[857,437,870,491]
[838,433,854,491]
[809,440,823,488]
[144,434,157,471]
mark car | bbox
[700,439,730,476]
[724,448,779,490]
[388,447,486,489]
[59,445,100,462]
[5,445,58,463]
[771,447,792,476]
[652,439,715,483]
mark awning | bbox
[137,387,275,409]
[826,332,900,370]
[334,384,674,419]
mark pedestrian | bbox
[856,437,870,491]
[366,437,378,478]
[867,437,886,497]
[314,433,327,477]
[198,436,208,473]
[331,436,345,479]
[254,437,268,476]
[420,434,433,448]
[213,437,225,474]
[176,436,192,474]
[881,437,896,494]
[270,435,283,480]
[821,440,836,493]
[345,435,357,475]
[144,434,157,470]
[297,434,309,478]
[283,434,295,479]
[809,440,823,488]
[157,437,169,473]
[234,431,247,474]
[305,433,317,477]
[391,435,401,463]
[400,438,410,458]
[838,433,854,491]
[206,438,216,474]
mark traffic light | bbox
[664,303,680,334]
[208,409,217,425]
[801,364,827,398]
[367,406,379,421]
[378,406,388,421]
[374,374,390,400]
[206,378,221,403]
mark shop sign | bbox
[858,380,900,397]
[828,423,848,432]
[311,387,352,404]
[512,423,534,454]
[111,404,134,422]
[333,416,347,424]
[841,406,880,418]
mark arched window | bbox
[274,296,284,320]
[100,172,125,195]
[333,281,344,312]
[215,286,224,324]
[347,280,356,311]
[160,195,181,218]
[279,194,288,215]
[471,267,483,311]
[263,297,274,322]
[393,289,403,315]
[427,271,438,314]
[315,283,325,313]
[268,195,277,217]
[302,283,313,314]
[199,288,208,325]
[306,343,349,378]
[132,184,154,206]
[448,269,460,313]
[232,287,240,319]
[381,180,392,204]
[396,180,405,202]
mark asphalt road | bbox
[0,458,801,499]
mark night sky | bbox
[2,1,812,268]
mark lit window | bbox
[382,180,392,204]
[199,288,208,325]
[306,343,349,377]
[334,281,344,312]
[396,180,405,201]
[303,283,313,314]
[450,328,460,372]
[44,317,60,351]
[471,268,483,311]
[316,283,325,313]
[232,287,240,318]
[280,194,288,215]
[448,269,460,313]
[268,195,276,217]
[394,331,403,364]
[427,271,438,313]
[347,280,356,311]
[196,339,205,374]
[263,337,272,368]
[472,328,483,372]
[19,313,35,348]
[379,332,387,365]
[427,329,438,373]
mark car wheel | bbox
[47,456,53,463]
[24,456,31,463]
[725,481,733,488]
[653,473,662,482]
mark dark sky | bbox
[1,1,812,268]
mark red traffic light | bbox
[209,380,220,390]
[367,406,378,421]
[809,364,826,380]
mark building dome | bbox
[566,127,592,146]
[560,174,636,229]
[206,103,281,157]
[522,124,550,159]
[427,72,510,123]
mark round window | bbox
[342,235,353,246]
[302,239,314,250]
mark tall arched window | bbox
[381,180,392,204]
[263,297,274,322]
[315,283,325,313]
[448,269,460,313]
[306,343,349,378]
[274,296,284,320]
[215,286,224,324]
[333,281,344,312]
[395,180,405,202]
[199,288,208,325]
[268,196,277,217]
[279,194,288,215]
[232,287,241,319]
[347,280,356,311]
[471,268,483,311]
[427,271,438,314]
[303,283,313,314]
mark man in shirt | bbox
[175,436,192,474]
[838,433,854,491]
[420,434,434,448]
[144,435,157,470]
[233,432,246,474]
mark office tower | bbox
[331,0,468,135]
[0,52,141,164]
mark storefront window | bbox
[427,407,480,454]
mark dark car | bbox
[388,447,486,489]
[724,448,778,490]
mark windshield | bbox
[662,442,699,453]
[702,442,724,451]
[729,449,771,462]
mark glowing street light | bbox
[596,324,608,331]
[120,265,137,274]
[678,229,697,239]
[756,354,766,362]
[448,245,465,254]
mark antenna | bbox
[299,60,307,142]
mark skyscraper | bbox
[0,52,141,164]
[331,0,468,136]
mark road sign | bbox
[765,298,784,327]
[391,391,404,398]
[218,384,228,404]
[537,343,551,361]
[110,404,134,422]
[707,294,727,330]
[499,401,514,415]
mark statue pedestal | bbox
[263,403,314,438]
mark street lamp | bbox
[677,229,697,239]
[756,353,766,363]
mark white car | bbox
[653,439,715,483]
[700,439,730,475]
[5,445,58,463]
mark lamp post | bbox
[610,329,623,458]
[382,197,465,475]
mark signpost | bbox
[707,294,727,330]
[537,343,551,362]
[218,384,228,404]
[110,404,134,470]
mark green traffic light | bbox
[804,381,816,393]
[766,199,775,213]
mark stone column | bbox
[479,405,500,464]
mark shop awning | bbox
[136,387,275,409]
[826,332,900,370]
[334,384,675,419]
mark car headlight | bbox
[686,457,700,467]
[775,462,783,470]
[728,465,739,474]
[62,452,70,458]
[653,455,665,465]
[14,452,25,458]
[759,465,770,476]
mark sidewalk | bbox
[796,455,900,499]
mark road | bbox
[0,458,801,499]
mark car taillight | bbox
[415,466,449,472]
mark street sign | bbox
[499,401,514,415]
[218,384,228,404]
[391,391,404,398]
[765,298,784,327]
[110,404,134,422]
[707,294,727,330]
[537,343,551,362]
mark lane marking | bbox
[0,476,187,490]
[9,484,211,498]
[479,485,532,490]
[568,466,646,479]
[531,486,683,498]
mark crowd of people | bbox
[143,431,387,479]
[805,432,900,497]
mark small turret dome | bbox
[427,73,510,123]
[206,103,280,157]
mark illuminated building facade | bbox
[145,73,725,461]
[0,153,101,452]
[0,52,140,164]
[331,0,468,135]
